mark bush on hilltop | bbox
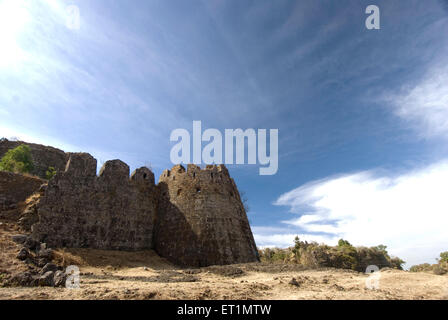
[258,236,405,272]
[0,144,34,174]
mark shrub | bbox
[258,247,291,263]
[0,145,34,174]
[433,265,447,276]
[409,263,432,272]
[410,251,448,274]
[46,166,57,180]
[439,251,448,263]
[338,239,352,247]
[292,236,302,257]
[389,257,405,270]
[374,245,388,255]
[259,236,403,272]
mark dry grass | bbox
[0,221,30,286]
[52,248,172,270]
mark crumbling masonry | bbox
[31,153,259,267]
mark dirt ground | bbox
[1,218,448,300]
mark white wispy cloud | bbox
[255,161,448,267]
[253,227,339,250]
[388,64,448,139]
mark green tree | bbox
[292,236,301,256]
[45,166,57,180]
[338,239,352,247]
[389,257,405,270]
[375,244,388,254]
[0,145,34,174]
[293,236,301,248]
[439,251,448,263]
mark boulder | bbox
[38,271,54,287]
[40,263,58,274]
[16,248,30,261]
[11,234,28,244]
[53,270,67,287]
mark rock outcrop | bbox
[0,138,68,179]
[9,234,67,288]
[0,171,44,211]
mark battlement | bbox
[130,167,155,185]
[64,153,97,178]
[160,164,231,185]
[59,153,155,188]
[33,153,158,250]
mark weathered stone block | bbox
[99,159,129,184]
[131,167,155,185]
[65,153,97,178]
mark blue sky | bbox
[1,0,448,268]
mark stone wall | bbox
[0,171,44,211]
[155,164,259,267]
[0,138,68,179]
[28,152,259,267]
[32,153,157,250]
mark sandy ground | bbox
[1,261,448,300]
[1,217,448,300]
[1,248,448,300]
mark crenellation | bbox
[217,164,229,176]
[64,153,97,178]
[172,164,186,174]
[98,160,130,184]
[161,169,170,179]
[130,167,155,186]
[161,164,234,187]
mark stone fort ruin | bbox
[29,152,259,267]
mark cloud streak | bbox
[388,64,448,140]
